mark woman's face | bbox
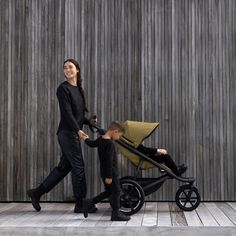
[63,61,79,80]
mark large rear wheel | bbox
[120,178,145,215]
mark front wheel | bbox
[175,185,201,211]
[120,178,145,215]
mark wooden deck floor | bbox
[0,202,236,236]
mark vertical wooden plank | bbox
[157,202,172,226]
[142,202,158,226]
[169,203,187,226]
[0,0,236,202]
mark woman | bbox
[27,59,97,213]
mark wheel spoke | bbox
[179,197,187,200]
[122,187,129,195]
[127,200,134,210]
[183,190,189,198]
[187,190,193,199]
[130,198,139,202]
[180,200,188,203]
[128,186,135,195]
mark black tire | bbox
[175,185,201,211]
[120,178,145,215]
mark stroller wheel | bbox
[120,178,145,216]
[175,185,201,211]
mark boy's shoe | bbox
[111,211,131,221]
[27,189,41,212]
[82,199,94,218]
[74,201,97,214]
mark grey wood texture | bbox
[0,202,235,228]
[0,0,235,201]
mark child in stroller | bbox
[136,144,187,176]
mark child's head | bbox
[107,121,125,140]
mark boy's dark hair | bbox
[108,121,125,133]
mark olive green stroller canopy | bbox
[116,120,160,170]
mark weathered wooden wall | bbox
[0,0,235,201]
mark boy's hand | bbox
[105,178,112,185]
[78,130,89,140]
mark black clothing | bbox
[137,144,157,156]
[92,175,121,211]
[33,81,90,204]
[85,137,118,178]
[137,144,178,174]
[42,130,87,201]
[84,137,121,212]
[56,81,89,134]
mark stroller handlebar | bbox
[88,123,106,135]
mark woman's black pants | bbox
[40,130,86,202]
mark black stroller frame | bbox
[89,123,201,215]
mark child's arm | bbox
[79,130,99,147]
[85,138,99,148]
[137,144,167,155]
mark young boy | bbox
[79,121,130,221]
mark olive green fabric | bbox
[116,120,160,170]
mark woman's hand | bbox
[156,148,167,155]
[105,178,112,185]
[78,130,89,140]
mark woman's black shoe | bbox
[74,201,97,214]
[27,189,41,212]
[82,199,94,218]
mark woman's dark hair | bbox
[63,59,88,112]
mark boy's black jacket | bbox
[85,136,118,178]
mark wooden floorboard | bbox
[217,202,236,225]
[157,202,172,226]
[184,210,203,226]
[195,203,219,226]
[0,202,235,229]
[142,202,158,226]
[204,202,234,226]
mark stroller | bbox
[89,120,201,215]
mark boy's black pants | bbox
[149,154,178,174]
[92,174,121,212]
